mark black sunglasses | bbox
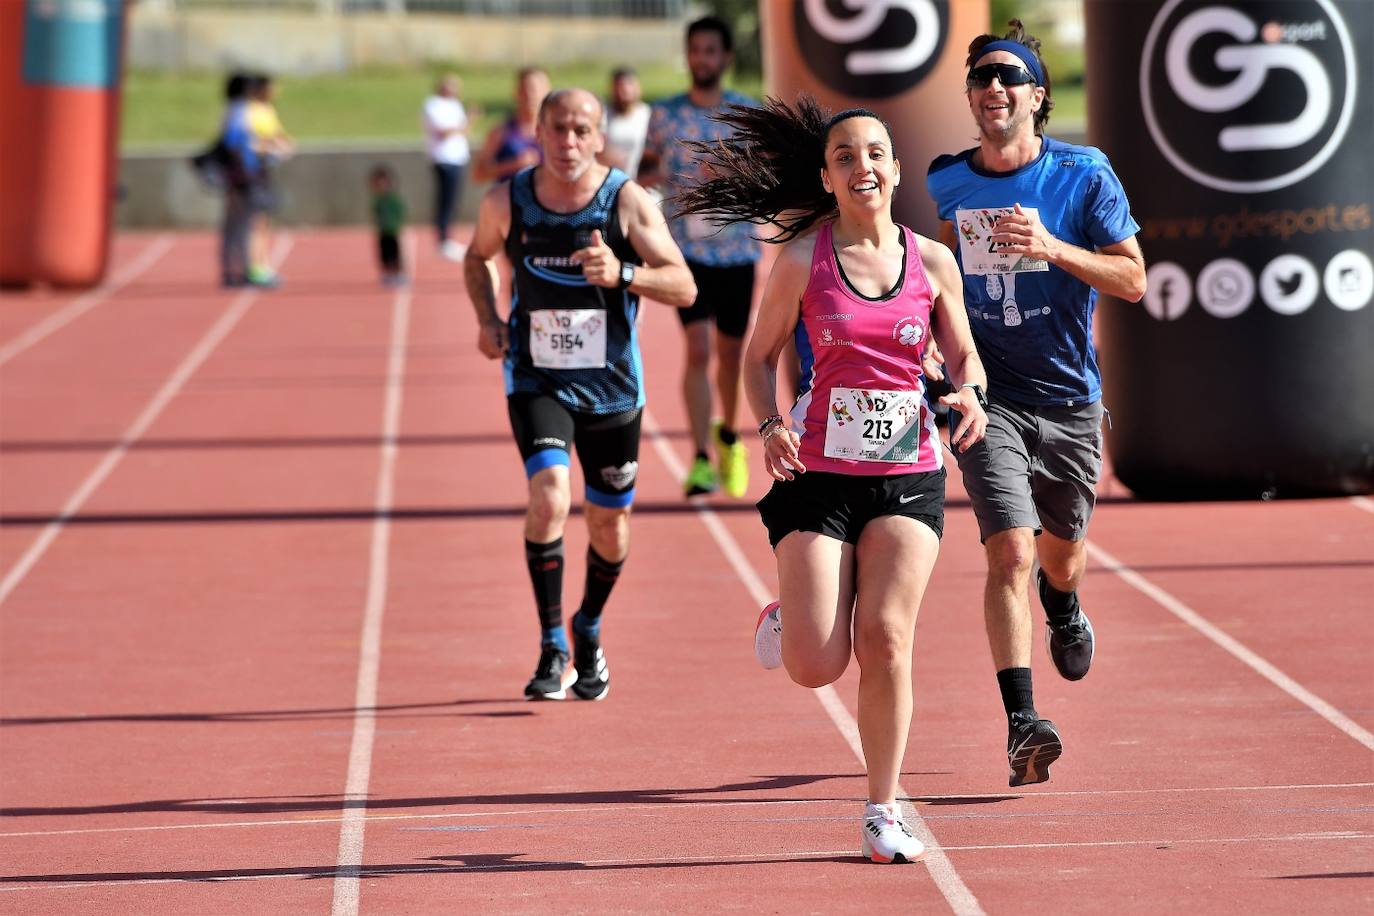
[966,63,1038,89]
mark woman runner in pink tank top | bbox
[676,97,988,863]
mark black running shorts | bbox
[507,392,642,508]
[756,468,946,549]
[677,261,756,338]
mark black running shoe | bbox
[524,645,574,700]
[1007,712,1062,787]
[571,631,610,701]
[1040,570,1095,681]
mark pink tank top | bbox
[789,222,942,476]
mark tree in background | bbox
[697,0,762,75]
[989,0,1084,93]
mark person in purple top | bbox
[472,67,549,184]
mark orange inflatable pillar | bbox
[0,0,126,289]
[761,0,987,238]
[0,1,41,288]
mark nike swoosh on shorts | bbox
[898,493,922,504]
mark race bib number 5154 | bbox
[529,309,607,369]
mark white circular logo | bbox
[796,0,949,98]
[1324,249,1374,311]
[1259,254,1319,315]
[1197,258,1255,318]
[1140,0,1357,193]
[1143,262,1192,320]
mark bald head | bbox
[535,87,606,184]
[538,87,603,126]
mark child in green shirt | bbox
[370,164,406,286]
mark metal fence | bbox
[147,0,688,17]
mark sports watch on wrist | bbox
[961,383,989,409]
[618,261,636,289]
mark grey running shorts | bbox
[952,396,1104,543]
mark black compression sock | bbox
[1038,570,1081,628]
[996,667,1036,720]
[717,426,737,446]
[524,538,565,636]
[575,547,625,631]
[695,450,710,462]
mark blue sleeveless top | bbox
[504,167,644,414]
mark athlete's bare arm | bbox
[919,236,988,452]
[571,181,694,307]
[743,236,814,480]
[463,184,513,359]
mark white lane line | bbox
[0,235,175,368]
[330,231,415,916]
[0,236,294,609]
[1086,541,1374,753]
[1351,496,1374,516]
[3,833,1370,894]
[643,410,985,916]
[5,781,1371,840]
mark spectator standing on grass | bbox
[471,67,549,184]
[422,73,471,261]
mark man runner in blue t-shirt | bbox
[465,88,696,701]
[926,20,1146,787]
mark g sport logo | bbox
[1140,0,1357,193]
[795,0,949,98]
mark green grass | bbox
[122,62,1084,150]
[121,63,765,149]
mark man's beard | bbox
[691,69,722,91]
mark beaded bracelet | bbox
[757,414,784,437]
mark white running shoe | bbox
[440,240,467,261]
[861,802,925,864]
[755,601,782,670]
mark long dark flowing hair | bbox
[672,95,892,244]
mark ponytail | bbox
[673,95,835,244]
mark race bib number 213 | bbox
[824,387,924,463]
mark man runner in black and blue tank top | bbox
[464,88,696,700]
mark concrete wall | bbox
[118,144,481,229]
[128,9,683,72]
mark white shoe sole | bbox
[755,602,783,670]
[861,829,925,864]
[525,662,579,701]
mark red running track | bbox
[1,228,1371,914]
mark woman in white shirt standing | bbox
[422,73,471,261]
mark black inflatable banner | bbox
[1087,0,1373,497]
